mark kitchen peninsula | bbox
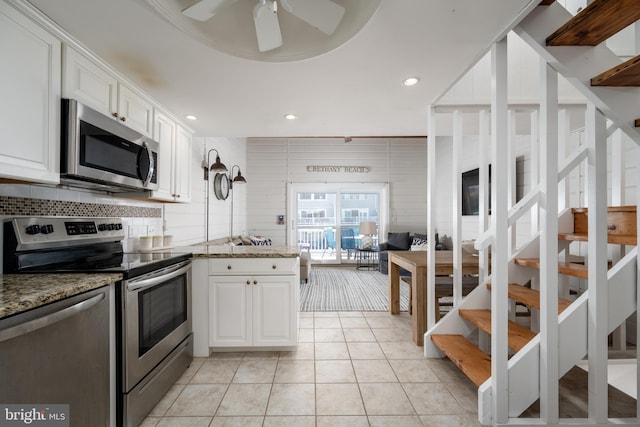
[187,244,301,357]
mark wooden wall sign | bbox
[306,166,370,173]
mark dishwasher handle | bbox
[0,292,105,343]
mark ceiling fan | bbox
[181,0,346,52]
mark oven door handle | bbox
[0,293,105,343]
[127,263,191,292]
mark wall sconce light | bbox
[204,148,228,242]
[229,165,247,238]
[230,165,247,189]
[358,221,377,250]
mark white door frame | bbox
[287,182,389,264]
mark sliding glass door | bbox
[288,184,388,264]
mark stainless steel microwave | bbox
[61,98,159,192]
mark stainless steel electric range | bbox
[3,216,193,427]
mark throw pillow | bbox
[386,232,411,250]
[250,236,272,245]
[412,236,427,246]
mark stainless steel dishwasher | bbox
[0,286,111,427]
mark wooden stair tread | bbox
[430,334,491,387]
[487,283,572,314]
[557,232,636,245]
[459,309,536,352]
[513,258,588,279]
[546,0,640,46]
[591,55,640,86]
[571,206,637,241]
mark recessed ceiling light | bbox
[402,77,420,86]
[185,115,197,121]
[284,114,297,120]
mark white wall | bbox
[246,137,427,245]
[439,32,585,107]
[167,136,247,243]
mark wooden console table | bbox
[388,250,480,345]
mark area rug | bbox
[300,268,410,311]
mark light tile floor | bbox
[141,311,483,427]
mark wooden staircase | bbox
[546,0,640,127]
[426,1,640,424]
[428,206,637,420]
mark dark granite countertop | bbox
[0,273,122,320]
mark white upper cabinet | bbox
[0,1,61,184]
[63,45,153,136]
[145,110,192,203]
[151,110,177,202]
[174,125,192,202]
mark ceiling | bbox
[27,0,538,138]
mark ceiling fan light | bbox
[284,113,297,120]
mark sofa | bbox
[378,232,439,274]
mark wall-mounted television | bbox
[462,166,491,216]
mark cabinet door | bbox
[174,125,192,203]
[151,110,177,202]
[0,2,60,184]
[209,276,252,346]
[118,84,153,136]
[62,45,117,117]
[252,276,298,346]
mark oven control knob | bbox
[115,223,122,230]
[25,225,40,235]
[40,224,54,234]
[107,224,115,230]
[98,224,107,232]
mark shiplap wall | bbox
[246,137,427,245]
[164,136,247,244]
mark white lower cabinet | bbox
[205,257,299,350]
[209,275,297,347]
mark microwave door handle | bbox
[142,140,154,187]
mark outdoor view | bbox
[296,191,380,263]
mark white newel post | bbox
[426,106,437,332]
[539,60,559,424]
[453,110,462,307]
[490,37,509,424]
[586,102,608,423]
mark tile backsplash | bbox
[0,195,161,218]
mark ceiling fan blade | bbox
[280,0,345,35]
[181,0,236,21]
[253,1,283,52]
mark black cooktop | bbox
[4,217,191,278]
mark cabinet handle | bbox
[112,112,119,118]
[272,265,277,269]
[120,116,126,122]
[227,265,232,270]
[176,194,181,198]
[253,280,258,285]
[246,280,251,285]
